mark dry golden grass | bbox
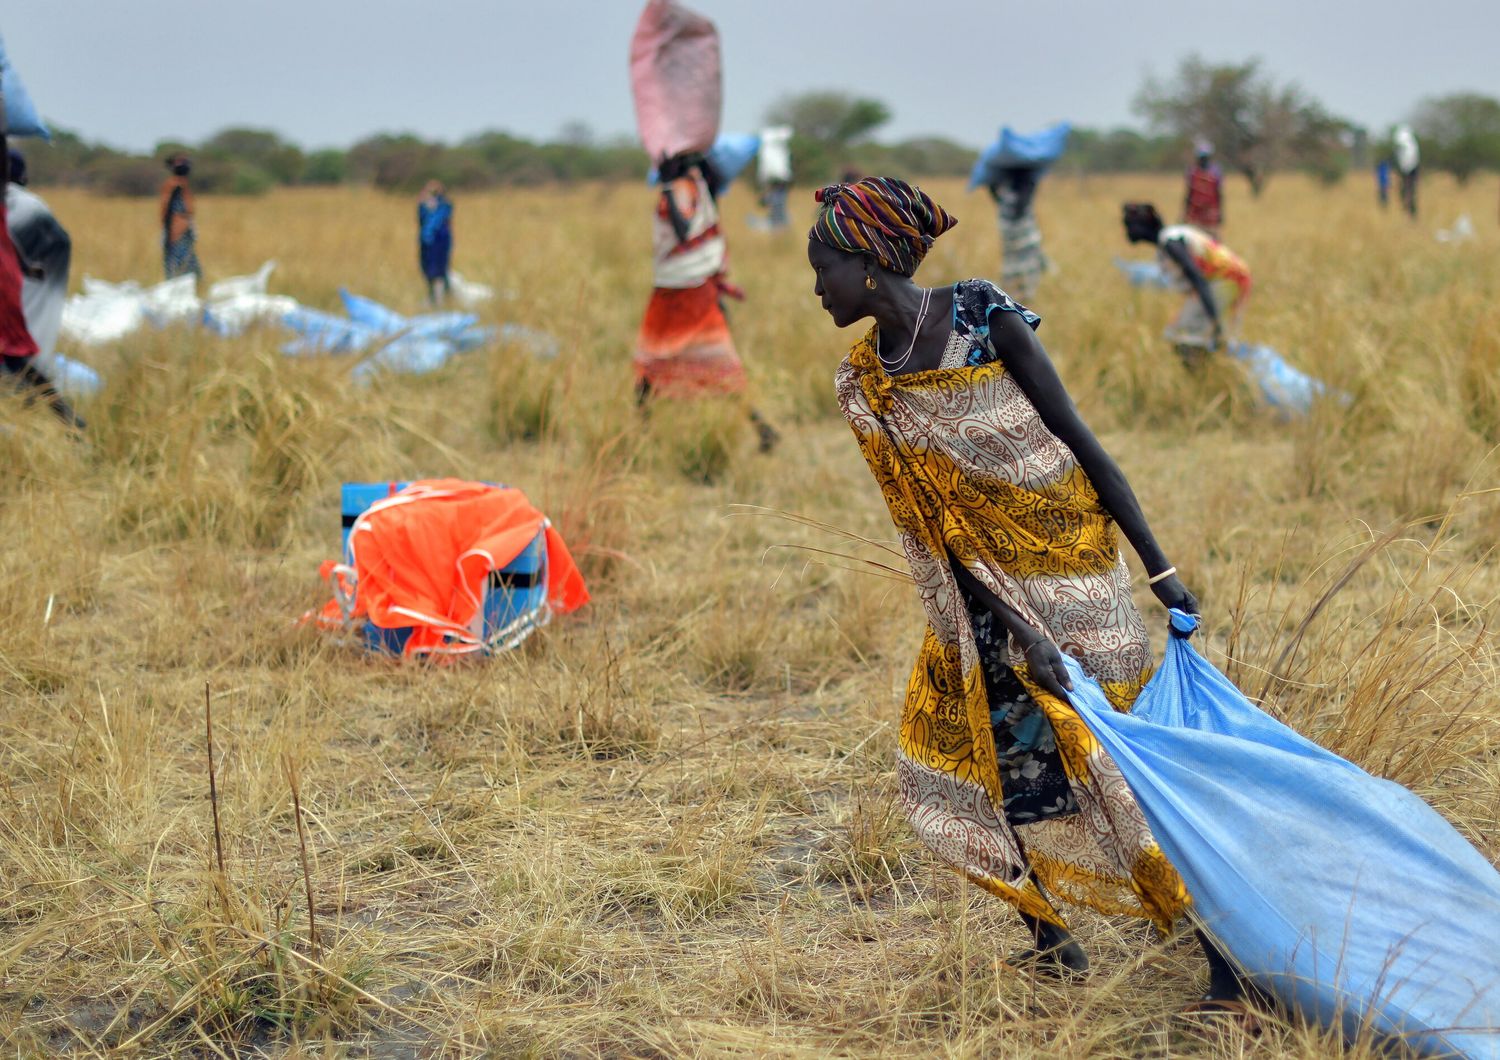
[2,173,1499,1057]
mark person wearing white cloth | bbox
[1393,124,1420,219]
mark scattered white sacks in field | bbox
[1435,214,1476,244]
[448,271,495,308]
[207,259,276,301]
[60,276,150,344]
[141,274,202,326]
[203,293,301,337]
[56,263,557,384]
[62,262,283,344]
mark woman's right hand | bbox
[1023,639,1074,703]
[1150,573,1200,618]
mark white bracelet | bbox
[1146,566,1177,586]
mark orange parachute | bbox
[317,479,588,657]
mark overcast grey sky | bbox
[11,1,1499,152]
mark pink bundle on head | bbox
[629,0,722,161]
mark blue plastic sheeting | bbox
[284,292,549,378]
[969,122,1071,189]
[339,289,481,342]
[338,290,408,334]
[1113,257,1174,289]
[647,132,760,193]
[1228,341,1350,416]
[281,307,377,355]
[46,354,101,397]
[351,337,454,382]
[1062,610,1500,1058]
[0,37,49,140]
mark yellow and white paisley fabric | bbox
[837,323,1189,929]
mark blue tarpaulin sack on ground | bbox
[647,131,759,193]
[351,337,454,382]
[1228,341,1350,416]
[1059,609,1500,1058]
[339,289,483,343]
[405,311,480,342]
[1113,256,1173,289]
[969,121,1071,189]
[338,290,409,334]
[44,354,101,397]
[0,36,49,140]
[281,306,377,355]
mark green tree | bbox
[346,134,442,192]
[765,91,891,150]
[1065,128,1179,172]
[198,126,305,184]
[301,149,347,185]
[1133,56,1350,194]
[1411,93,1500,183]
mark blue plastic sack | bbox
[1062,611,1500,1057]
[338,290,409,335]
[0,37,49,140]
[969,122,1070,189]
[705,132,759,190]
[1228,341,1350,416]
[339,289,482,343]
[351,336,453,382]
[45,354,101,397]
[647,132,759,193]
[281,307,377,355]
[1113,257,1173,289]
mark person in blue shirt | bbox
[417,181,454,305]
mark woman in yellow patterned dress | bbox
[807,177,1242,1006]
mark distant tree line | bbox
[20,61,1500,197]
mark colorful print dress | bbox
[836,279,1189,930]
[632,169,747,396]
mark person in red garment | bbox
[633,150,778,451]
[0,127,80,428]
[1182,141,1223,237]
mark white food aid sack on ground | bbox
[204,293,300,336]
[61,277,147,345]
[141,274,202,326]
[207,260,276,301]
[448,271,495,308]
[629,0,722,162]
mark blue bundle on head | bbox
[0,36,50,140]
[969,121,1071,190]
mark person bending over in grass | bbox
[808,176,1244,1014]
[1122,202,1250,368]
[0,130,81,428]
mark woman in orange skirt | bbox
[635,152,777,450]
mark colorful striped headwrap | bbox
[809,177,957,277]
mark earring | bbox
[865,275,877,290]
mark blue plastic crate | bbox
[341,481,410,559]
[340,481,547,655]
